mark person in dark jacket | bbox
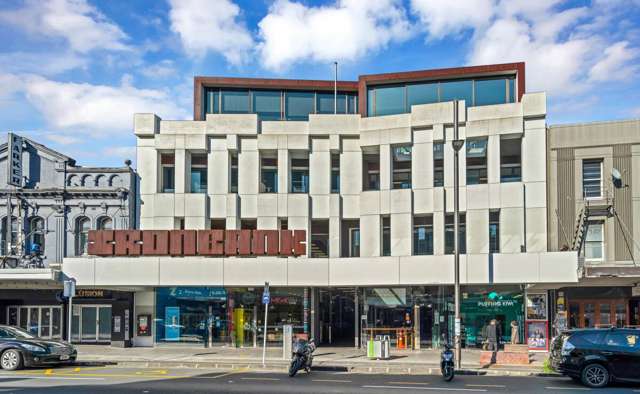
[486,319,498,352]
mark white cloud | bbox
[0,0,130,53]
[140,60,177,79]
[410,0,495,39]
[588,41,638,82]
[0,51,88,76]
[408,0,640,96]
[257,0,414,71]
[44,133,82,145]
[21,75,189,133]
[168,0,254,65]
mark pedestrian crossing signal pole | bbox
[262,282,270,366]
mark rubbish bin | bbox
[367,335,391,360]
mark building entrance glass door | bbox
[73,305,111,343]
[319,288,355,346]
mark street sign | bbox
[262,292,270,305]
[7,133,23,187]
[454,318,461,336]
[262,281,270,366]
[63,279,76,298]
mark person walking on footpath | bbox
[487,319,499,363]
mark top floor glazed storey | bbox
[193,62,524,121]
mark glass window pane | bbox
[82,307,97,340]
[205,89,219,114]
[221,90,249,114]
[98,307,111,341]
[41,308,50,338]
[475,79,507,106]
[29,308,39,336]
[367,89,375,116]
[372,85,405,116]
[190,168,207,193]
[317,93,346,114]
[252,90,281,120]
[52,308,61,338]
[509,78,515,103]
[285,91,314,121]
[347,94,357,114]
[440,80,473,105]
[583,160,602,198]
[407,83,438,109]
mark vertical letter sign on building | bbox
[7,133,23,187]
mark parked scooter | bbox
[440,335,455,381]
[288,338,316,377]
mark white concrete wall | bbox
[122,92,577,286]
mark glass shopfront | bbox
[460,285,524,348]
[155,287,306,347]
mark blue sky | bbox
[0,0,639,167]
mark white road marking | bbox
[240,377,280,381]
[545,387,590,391]
[363,385,487,392]
[0,376,105,381]
[466,384,506,388]
[388,382,430,385]
[312,379,352,383]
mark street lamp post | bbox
[452,100,465,370]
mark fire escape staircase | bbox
[571,194,614,277]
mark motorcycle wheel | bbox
[443,365,454,382]
[289,357,303,377]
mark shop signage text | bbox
[87,229,306,257]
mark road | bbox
[0,366,639,393]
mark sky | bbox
[0,0,639,168]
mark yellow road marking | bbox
[44,369,53,375]
[73,367,81,372]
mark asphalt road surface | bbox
[0,366,639,393]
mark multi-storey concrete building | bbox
[0,134,137,345]
[64,63,578,350]
[547,119,640,330]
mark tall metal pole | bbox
[453,100,462,369]
[334,62,338,114]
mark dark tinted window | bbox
[0,328,12,338]
[604,332,640,350]
[285,91,315,121]
[221,90,250,114]
[572,331,604,346]
[252,90,281,120]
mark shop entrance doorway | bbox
[319,288,356,346]
[72,305,111,343]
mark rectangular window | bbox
[311,220,329,258]
[466,138,488,185]
[241,219,257,230]
[347,94,357,114]
[381,216,391,256]
[392,145,412,189]
[229,152,238,193]
[489,210,500,253]
[407,82,438,109]
[190,153,207,193]
[290,154,309,193]
[331,153,340,193]
[474,78,507,106]
[362,150,380,191]
[160,153,175,193]
[584,220,604,261]
[260,152,278,193]
[369,85,405,116]
[445,213,466,254]
[413,215,433,255]
[221,90,250,114]
[583,159,603,198]
[205,88,219,114]
[210,219,226,230]
[279,218,288,230]
[433,142,444,187]
[440,80,473,105]
[316,92,346,114]
[508,78,516,103]
[252,90,281,120]
[500,137,522,182]
[341,220,360,257]
[285,91,315,121]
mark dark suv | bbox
[550,328,640,388]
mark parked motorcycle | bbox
[440,338,455,381]
[288,338,316,377]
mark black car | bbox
[0,325,77,370]
[550,328,640,388]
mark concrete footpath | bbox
[74,345,555,377]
